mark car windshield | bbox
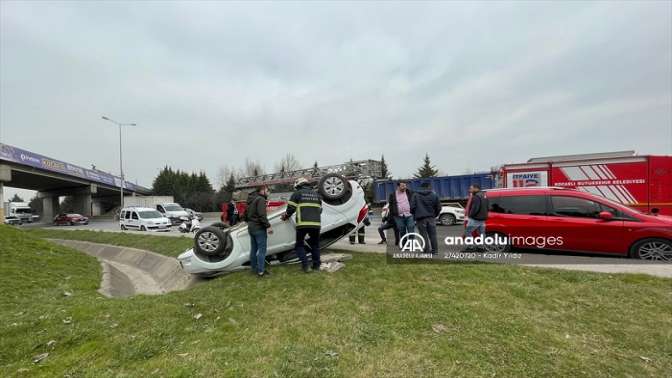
[139,210,163,219]
[15,208,32,214]
[596,196,642,214]
[67,214,82,217]
[164,205,183,211]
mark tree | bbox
[29,195,43,214]
[414,153,439,178]
[380,155,390,179]
[9,194,24,202]
[243,158,264,177]
[275,153,301,173]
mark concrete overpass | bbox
[0,143,150,222]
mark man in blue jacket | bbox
[411,181,442,254]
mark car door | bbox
[546,195,624,254]
[487,195,552,249]
[129,211,140,229]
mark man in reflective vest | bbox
[281,177,322,273]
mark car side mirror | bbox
[598,211,614,221]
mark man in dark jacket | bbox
[411,182,442,254]
[465,184,489,242]
[227,199,238,226]
[246,185,273,277]
[388,180,414,243]
[281,177,322,273]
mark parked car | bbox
[483,187,672,260]
[178,174,368,276]
[437,202,465,226]
[156,203,190,225]
[120,207,171,231]
[53,213,89,226]
[185,208,203,221]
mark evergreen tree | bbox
[380,155,390,178]
[414,153,439,178]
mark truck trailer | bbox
[374,173,496,204]
[500,151,672,215]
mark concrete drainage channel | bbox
[49,239,198,298]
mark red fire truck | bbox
[500,151,672,215]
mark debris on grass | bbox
[640,356,652,363]
[228,317,238,325]
[432,324,447,334]
[320,261,345,273]
[46,340,56,349]
[184,303,194,308]
[62,317,72,324]
[325,350,339,358]
[177,353,189,358]
[32,353,49,364]
[193,313,203,320]
[63,291,73,297]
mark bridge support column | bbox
[39,194,59,222]
[72,193,93,217]
[0,182,4,223]
[0,165,10,223]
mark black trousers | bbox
[349,227,366,243]
[295,228,321,268]
[378,221,400,245]
[416,217,438,253]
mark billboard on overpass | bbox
[0,143,148,192]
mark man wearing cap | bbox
[411,181,442,254]
[281,177,323,273]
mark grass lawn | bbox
[26,228,194,257]
[2,225,671,377]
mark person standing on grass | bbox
[465,184,489,249]
[246,185,273,277]
[388,180,414,243]
[377,203,400,245]
[411,181,442,254]
[281,177,322,273]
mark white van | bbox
[119,207,171,231]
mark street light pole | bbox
[101,116,136,212]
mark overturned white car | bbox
[177,174,368,276]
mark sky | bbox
[1,1,671,200]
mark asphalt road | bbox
[19,214,672,278]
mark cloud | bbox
[1,0,670,192]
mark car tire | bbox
[439,213,456,226]
[318,174,352,205]
[482,232,511,253]
[140,225,147,232]
[630,238,672,261]
[121,224,127,230]
[69,221,75,226]
[194,226,233,258]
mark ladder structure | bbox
[235,159,383,189]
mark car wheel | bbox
[140,225,147,231]
[318,174,352,205]
[630,238,672,261]
[121,224,127,230]
[439,214,456,226]
[194,226,233,258]
[69,221,75,226]
[482,232,511,253]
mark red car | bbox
[53,213,89,226]
[483,187,672,260]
